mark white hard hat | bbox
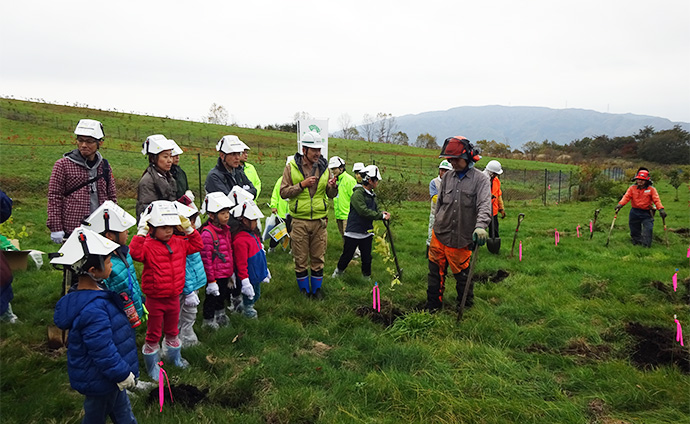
[300,131,325,149]
[142,134,175,155]
[201,192,234,214]
[228,185,255,208]
[173,200,198,218]
[485,160,503,175]
[143,200,182,227]
[169,139,184,156]
[328,156,345,169]
[240,140,250,151]
[216,135,246,154]
[50,227,118,267]
[74,119,105,140]
[439,160,453,170]
[362,165,382,181]
[352,162,365,173]
[82,200,136,233]
[286,155,295,166]
[230,199,265,220]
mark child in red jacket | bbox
[199,192,236,329]
[231,200,270,319]
[130,201,203,381]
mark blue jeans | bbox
[82,389,137,424]
[629,208,654,247]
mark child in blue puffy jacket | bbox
[174,199,207,347]
[52,228,139,423]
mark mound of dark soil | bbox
[355,299,405,327]
[671,227,689,235]
[147,383,207,408]
[625,322,689,373]
[474,269,510,284]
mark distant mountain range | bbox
[393,105,690,150]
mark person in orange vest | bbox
[615,168,666,247]
[482,160,506,244]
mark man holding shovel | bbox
[425,136,491,313]
[614,168,665,248]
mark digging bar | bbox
[457,245,479,322]
[605,213,617,247]
[509,213,525,258]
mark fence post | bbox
[558,170,562,204]
[544,168,549,206]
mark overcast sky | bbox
[2,0,689,130]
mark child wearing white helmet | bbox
[332,166,391,280]
[82,201,146,325]
[172,198,207,347]
[129,200,203,381]
[199,192,236,329]
[136,135,178,217]
[230,200,270,319]
[352,162,365,184]
[52,228,139,422]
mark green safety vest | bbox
[289,160,329,220]
[333,172,357,220]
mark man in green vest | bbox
[328,156,357,239]
[240,143,261,199]
[280,132,337,299]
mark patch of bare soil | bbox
[147,384,208,408]
[625,322,689,373]
[474,269,510,284]
[355,298,405,327]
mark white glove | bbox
[262,269,272,284]
[50,231,65,244]
[184,292,200,306]
[228,273,237,289]
[241,278,255,300]
[137,211,150,236]
[206,282,220,296]
[116,372,136,391]
[184,190,195,202]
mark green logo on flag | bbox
[309,125,321,133]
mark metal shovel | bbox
[509,213,525,258]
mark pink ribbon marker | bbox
[372,283,380,312]
[548,184,551,190]
[687,245,690,258]
[675,315,684,347]
[554,229,560,246]
[519,241,522,261]
[158,361,173,412]
[576,225,581,238]
[589,221,593,234]
[673,269,678,292]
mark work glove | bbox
[137,211,151,236]
[659,208,667,219]
[206,281,220,296]
[228,273,237,289]
[184,291,200,307]
[50,231,65,244]
[614,204,622,214]
[472,228,488,246]
[142,304,149,323]
[116,372,136,391]
[241,278,255,300]
[262,269,272,284]
[184,190,195,202]
[179,215,194,235]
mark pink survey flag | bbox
[576,225,581,238]
[158,361,173,412]
[675,315,684,347]
[372,283,380,312]
[519,241,522,261]
[554,229,560,246]
[590,221,593,234]
[687,245,690,258]
[673,269,678,292]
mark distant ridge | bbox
[393,105,690,149]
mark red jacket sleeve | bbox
[129,235,146,263]
[651,187,664,210]
[200,229,216,282]
[185,229,203,255]
[618,186,633,206]
[232,236,250,281]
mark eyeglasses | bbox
[76,137,98,145]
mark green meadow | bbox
[0,99,688,423]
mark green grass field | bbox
[0,99,688,423]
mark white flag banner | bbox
[297,119,329,160]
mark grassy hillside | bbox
[0,99,688,423]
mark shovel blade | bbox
[487,237,501,254]
[47,326,68,350]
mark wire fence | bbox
[1,107,580,205]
